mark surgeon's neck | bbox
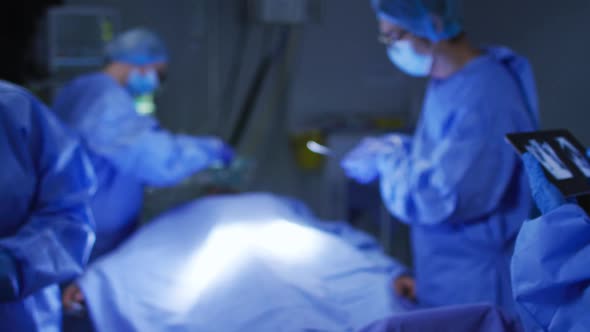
[430,35,482,80]
[103,63,131,86]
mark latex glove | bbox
[191,136,235,167]
[341,135,409,184]
[522,153,567,214]
[0,250,20,302]
[219,144,235,166]
[341,137,385,184]
[393,275,416,302]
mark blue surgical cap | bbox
[371,0,463,42]
[105,28,168,66]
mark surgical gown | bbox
[53,73,224,260]
[0,81,95,331]
[377,47,538,315]
[512,204,590,332]
[360,303,523,332]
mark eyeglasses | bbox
[377,29,409,46]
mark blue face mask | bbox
[387,40,433,77]
[127,68,159,96]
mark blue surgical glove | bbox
[341,137,385,184]
[189,136,234,168]
[0,250,20,302]
[218,144,235,167]
[522,153,567,214]
[341,135,409,184]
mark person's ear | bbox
[120,63,134,79]
[410,34,434,55]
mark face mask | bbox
[387,40,433,77]
[127,68,159,96]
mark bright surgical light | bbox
[254,220,323,262]
[169,219,325,312]
[306,141,331,156]
[171,225,250,311]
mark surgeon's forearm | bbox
[0,210,94,298]
[122,131,221,187]
[380,159,456,225]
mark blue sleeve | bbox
[360,304,523,332]
[80,93,223,187]
[511,204,590,332]
[0,94,95,299]
[378,101,521,225]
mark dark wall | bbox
[0,1,62,83]
[464,0,590,144]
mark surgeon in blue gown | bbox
[511,153,590,331]
[341,0,539,315]
[53,28,233,263]
[52,28,233,321]
[0,81,96,331]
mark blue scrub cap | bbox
[371,0,463,42]
[105,28,168,66]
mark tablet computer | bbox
[506,129,590,197]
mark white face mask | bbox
[387,40,433,77]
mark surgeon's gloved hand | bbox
[341,135,409,184]
[0,250,20,302]
[207,138,234,167]
[218,143,235,166]
[341,137,386,184]
[522,153,567,214]
[187,136,235,168]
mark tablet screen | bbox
[506,129,590,197]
